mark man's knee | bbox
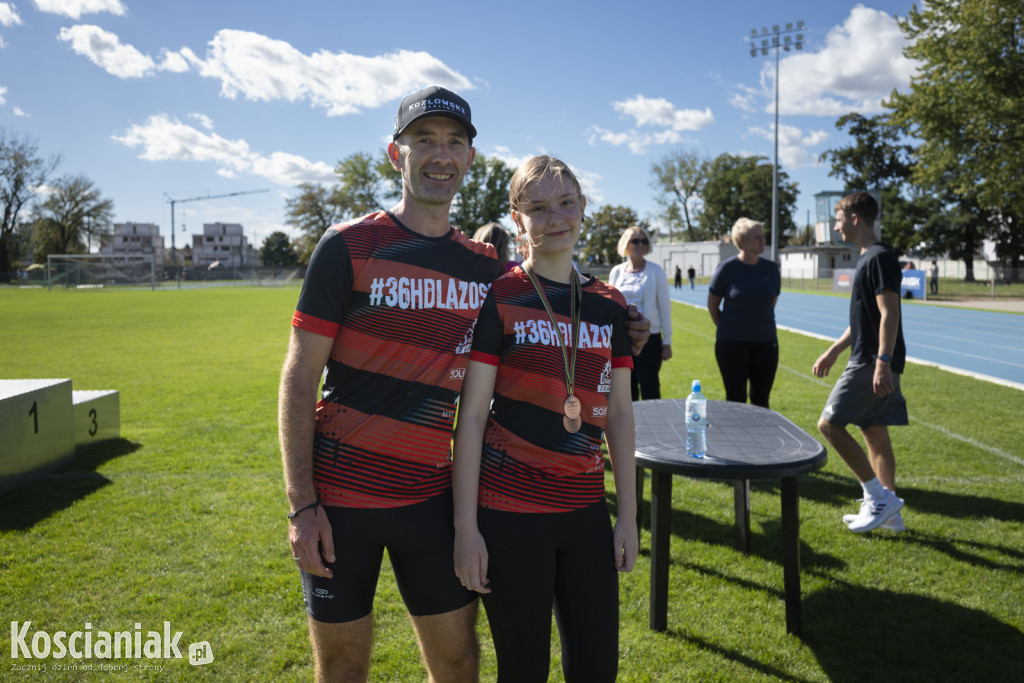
[412,602,480,682]
[308,615,373,683]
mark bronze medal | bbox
[563,395,582,420]
[523,264,584,434]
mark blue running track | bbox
[668,284,1024,391]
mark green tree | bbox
[699,153,797,247]
[260,230,298,268]
[820,113,920,254]
[581,205,646,266]
[887,0,1024,275]
[31,174,113,260]
[650,149,711,242]
[284,182,342,264]
[330,151,401,218]
[0,129,61,281]
[450,155,515,234]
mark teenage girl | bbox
[453,155,637,682]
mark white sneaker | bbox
[846,490,905,533]
[844,508,905,532]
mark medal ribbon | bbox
[523,263,582,401]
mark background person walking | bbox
[812,191,908,534]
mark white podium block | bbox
[73,390,121,448]
[0,379,76,493]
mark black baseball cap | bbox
[393,85,476,142]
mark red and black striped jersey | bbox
[469,266,633,513]
[292,211,503,508]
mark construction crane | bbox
[163,189,269,266]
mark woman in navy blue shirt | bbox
[707,218,781,408]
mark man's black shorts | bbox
[300,490,475,623]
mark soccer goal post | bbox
[46,254,156,291]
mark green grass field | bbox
[1,286,1022,682]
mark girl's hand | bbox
[454,529,492,594]
[612,518,639,573]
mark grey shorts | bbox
[820,361,909,429]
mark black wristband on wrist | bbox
[287,498,320,520]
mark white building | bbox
[191,223,258,268]
[100,223,166,264]
[645,240,740,280]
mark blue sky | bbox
[0,0,919,252]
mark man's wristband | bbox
[875,353,892,364]
[287,498,320,520]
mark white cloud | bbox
[187,29,472,116]
[587,95,713,154]
[754,5,919,116]
[14,106,28,116]
[613,96,715,132]
[158,48,190,73]
[112,114,336,187]
[587,125,685,155]
[489,146,535,172]
[34,0,126,19]
[56,25,471,116]
[0,2,22,26]
[58,24,155,78]
[748,123,830,169]
[188,112,214,130]
[57,25,194,78]
[0,85,5,104]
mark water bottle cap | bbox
[692,379,701,392]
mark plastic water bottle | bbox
[685,380,707,458]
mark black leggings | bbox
[631,332,663,400]
[479,501,619,683]
[714,338,779,409]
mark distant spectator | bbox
[609,226,673,400]
[707,218,781,409]
[928,261,939,295]
[474,222,512,270]
[674,265,683,290]
[687,265,696,290]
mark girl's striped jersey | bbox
[469,266,633,513]
[291,211,503,508]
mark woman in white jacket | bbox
[609,226,673,399]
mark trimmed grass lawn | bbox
[1,285,1022,681]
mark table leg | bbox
[636,464,645,530]
[649,470,672,631]
[733,479,751,553]
[780,475,802,637]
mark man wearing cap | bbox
[279,85,649,681]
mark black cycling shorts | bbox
[301,490,476,623]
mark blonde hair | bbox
[731,218,763,248]
[508,155,586,258]
[617,225,651,258]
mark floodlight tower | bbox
[748,21,804,263]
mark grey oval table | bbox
[633,399,827,637]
